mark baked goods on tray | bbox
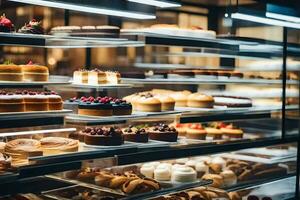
[73,68,121,85]
[82,127,124,146]
[0,14,14,32]
[123,125,149,143]
[18,19,44,34]
[148,123,178,142]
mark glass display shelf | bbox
[0,32,144,48]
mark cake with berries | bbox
[78,96,113,116]
[0,62,23,82]
[20,61,49,82]
[123,125,149,143]
[148,123,178,142]
[110,98,132,115]
[0,14,14,32]
[18,19,44,34]
[185,123,207,140]
[0,91,25,112]
[21,91,49,111]
[43,91,63,110]
[83,127,124,146]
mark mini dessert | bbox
[213,95,252,108]
[195,162,208,178]
[185,124,207,140]
[73,69,88,84]
[83,127,124,146]
[136,94,161,112]
[0,153,11,171]
[140,163,156,178]
[172,123,187,136]
[220,123,244,138]
[105,71,121,84]
[154,95,175,111]
[148,123,178,142]
[175,158,189,165]
[169,91,189,107]
[18,19,44,34]
[154,165,171,181]
[21,61,49,82]
[123,126,148,143]
[172,166,197,183]
[204,122,223,140]
[44,91,63,110]
[4,139,43,164]
[220,170,237,187]
[110,98,132,115]
[78,96,113,116]
[187,93,214,108]
[0,14,14,32]
[0,63,23,81]
[201,174,224,188]
[209,157,226,174]
[88,69,107,85]
[40,137,79,155]
[0,92,25,112]
[22,91,49,111]
[168,70,194,79]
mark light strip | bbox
[232,13,300,29]
[128,0,181,8]
[8,0,156,19]
[266,12,300,23]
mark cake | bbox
[21,61,49,82]
[22,91,49,111]
[88,69,107,85]
[187,93,214,108]
[0,14,14,32]
[78,96,113,116]
[40,137,79,155]
[148,123,178,142]
[73,69,88,84]
[185,124,207,140]
[154,164,172,181]
[153,95,175,111]
[18,19,44,34]
[44,91,63,110]
[195,162,208,178]
[123,126,149,143]
[105,71,121,84]
[213,95,252,108]
[83,127,124,146]
[110,98,132,115]
[95,25,120,37]
[0,63,23,81]
[0,92,25,112]
[136,94,161,112]
[220,123,244,138]
[169,91,190,107]
[171,166,197,183]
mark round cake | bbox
[0,14,14,32]
[21,61,49,82]
[170,92,189,107]
[78,97,113,116]
[148,123,178,142]
[220,124,244,138]
[187,93,214,108]
[111,98,132,115]
[123,126,149,143]
[186,124,207,140]
[0,93,25,112]
[0,64,23,82]
[136,94,161,112]
[83,127,124,146]
[40,137,79,155]
[172,166,197,183]
[154,95,175,111]
[22,91,49,111]
[43,91,63,110]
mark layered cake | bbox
[73,68,121,85]
[0,14,14,32]
[88,69,107,85]
[148,123,178,142]
[22,91,49,111]
[185,123,207,140]
[20,61,49,82]
[110,98,132,115]
[123,125,149,143]
[40,137,79,155]
[44,91,63,110]
[187,93,214,108]
[73,69,88,84]
[0,92,25,112]
[218,71,231,80]
[106,71,121,84]
[78,96,113,116]
[213,95,252,108]
[83,127,124,146]
[0,63,23,81]
[18,19,44,34]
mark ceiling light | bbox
[128,0,181,8]
[8,0,156,19]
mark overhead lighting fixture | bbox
[8,0,156,20]
[128,0,181,8]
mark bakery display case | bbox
[0,0,299,199]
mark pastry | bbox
[44,91,63,110]
[228,192,242,200]
[0,63,23,81]
[122,177,160,194]
[21,61,49,82]
[154,95,175,111]
[0,153,11,171]
[172,166,197,182]
[83,127,124,146]
[187,93,214,108]
[136,93,161,112]
[110,98,132,115]
[148,123,178,142]
[140,163,156,178]
[209,157,226,174]
[78,96,113,116]
[88,69,107,85]
[172,123,187,136]
[0,92,25,112]
[105,71,121,84]
[73,69,88,84]
[220,170,237,187]
[185,160,197,169]
[154,165,171,181]
[0,14,14,32]
[201,174,224,188]
[220,123,244,138]
[213,95,252,108]
[205,127,223,140]
[18,19,44,34]
[195,161,208,178]
[123,126,148,143]
[185,124,207,140]
[169,91,190,107]
[76,168,100,183]
[95,25,120,37]
[22,91,49,111]
[40,137,79,155]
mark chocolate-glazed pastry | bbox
[83,127,124,146]
[148,123,178,142]
[123,125,149,143]
[78,96,113,116]
[0,14,14,32]
[18,19,44,34]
